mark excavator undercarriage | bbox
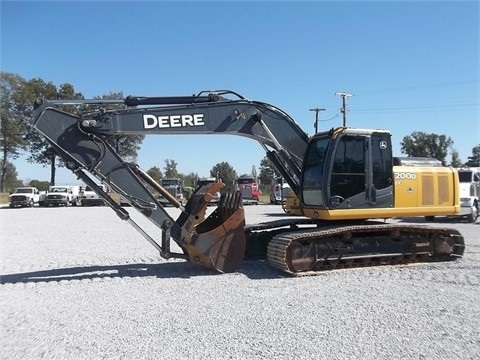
[261,222,464,275]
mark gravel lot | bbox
[1,203,479,360]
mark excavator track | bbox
[265,223,465,276]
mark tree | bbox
[183,172,199,187]
[449,149,462,168]
[400,131,453,166]
[210,162,236,191]
[0,160,23,192]
[164,159,179,178]
[146,166,163,183]
[465,145,480,167]
[0,72,28,192]
[258,156,277,187]
[20,78,83,185]
[29,179,50,192]
[251,165,257,179]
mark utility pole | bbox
[335,91,352,126]
[309,107,325,134]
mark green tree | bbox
[400,131,453,166]
[146,166,163,183]
[465,145,480,167]
[0,160,23,192]
[29,179,50,192]
[258,156,277,187]
[449,149,462,168]
[20,78,83,185]
[211,162,236,191]
[164,159,179,178]
[184,172,199,187]
[0,72,28,192]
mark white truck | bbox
[9,187,45,208]
[457,167,479,223]
[44,185,81,207]
[79,184,107,206]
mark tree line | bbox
[1,71,479,193]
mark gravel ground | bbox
[1,203,479,360]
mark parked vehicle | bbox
[456,167,479,222]
[9,187,44,208]
[156,178,184,206]
[79,184,107,206]
[44,185,80,207]
[270,176,292,204]
[69,185,81,206]
[236,175,261,205]
[38,191,47,207]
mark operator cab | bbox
[301,127,393,209]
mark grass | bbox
[259,195,270,204]
[0,193,9,204]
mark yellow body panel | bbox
[289,166,460,221]
[393,166,459,208]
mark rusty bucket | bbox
[177,182,246,273]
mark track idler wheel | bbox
[178,182,246,273]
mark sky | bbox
[1,0,479,185]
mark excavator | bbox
[32,90,465,275]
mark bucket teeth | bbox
[177,183,246,273]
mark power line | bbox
[318,114,340,122]
[355,80,479,94]
[351,103,479,112]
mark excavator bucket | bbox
[176,183,246,273]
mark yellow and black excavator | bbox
[32,90,465,275]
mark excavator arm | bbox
[32,90,310,273]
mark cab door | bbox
[367,132,393,207]
[328,131,393,209]
[329,134,367,208]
